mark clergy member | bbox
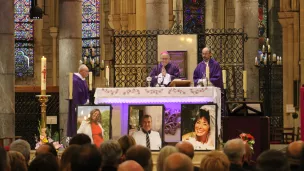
[132,115,162,150]
[149,51,180,87]
[67,64,90,137]
[193,47,223,88]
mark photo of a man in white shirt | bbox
[132,115,162,150]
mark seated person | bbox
[132,115,162,150]
[149,51,180,87]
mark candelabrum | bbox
[80,44,105,76]
[36,94,51,137]
[255,38,282,116]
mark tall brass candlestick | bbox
[36,95,51,130]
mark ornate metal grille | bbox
[15,92,59,149]
[113,28,247,102]
[14,0,34,77]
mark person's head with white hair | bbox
[9,139,31,164]
[160,51,171,66]
[223,138,245,166]
[78,64,89,78]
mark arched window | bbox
[82,0,101,76]
[14,0,34,77]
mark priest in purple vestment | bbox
[149,51,180,87]
[67,64,90,137]
[193,47,223,88]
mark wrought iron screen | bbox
[15,92,59,149]
[113,28,247,101]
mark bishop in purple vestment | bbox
[67,65,90,137]
[149,51,180,87]
[193,47,223,88]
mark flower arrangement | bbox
[35,121,64,150]
[239,133,255,152]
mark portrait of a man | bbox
[129,105,163,150]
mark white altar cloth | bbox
[94,87,222,136]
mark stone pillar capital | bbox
[108,14,121,30]
[49,27,58,38]
[120,14,129,30]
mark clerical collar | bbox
[204,60,209,64]
[142,129,151,134]
[74,73,85,80]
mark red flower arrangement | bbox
[239,133,255,152]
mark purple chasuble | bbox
[67,74,89,137]
[193,58,223,88]
[149,63,180,87]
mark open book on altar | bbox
[168,79,191,87]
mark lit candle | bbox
[89,72,92,91]
[277,56,280,64]
[69,73,73,99]
[279,56,282,65]
[222,70,227,89]
[41,56,47,94]
[106,66,110,82]
[272,54,277,62]
[243,70,247,98]
[268,45,271,53]
[266,38,269,46]
[255,57,258,65]
[206,64,210,80]
[262,45,265,52]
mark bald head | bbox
[175,141,194,159]
[164,153,193,171]
[118,160,144,171]
[286,140,304,165]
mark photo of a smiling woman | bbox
[182,106,215,150]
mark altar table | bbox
[94,87,221,139]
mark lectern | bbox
[168,80,191,87]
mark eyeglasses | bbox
[161,58,169,60]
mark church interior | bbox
[1,0,304,170]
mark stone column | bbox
[59,0,82,139]
[301,0,304,86]
[146,0,169,30]
[50,27,58,86]
[0,0,15,139]
[235,0,259,100]
[136,0,146,30]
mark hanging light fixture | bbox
[30,0,43,19]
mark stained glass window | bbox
[14,0,34,77]
[183,0,205,33]
[258,0,267,49]
[82,0,100,75]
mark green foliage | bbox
[101,110,110,140]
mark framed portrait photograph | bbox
[128,105,164,151]
[181,103,217,150]
[77,105,112,147]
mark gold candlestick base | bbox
[36,95,51,131]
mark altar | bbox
[94,87,221,141]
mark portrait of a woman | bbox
[182,107,215,150]
[77,108,104,147]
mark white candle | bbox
[266,38,269,46]
[41,56,47,93]
[255,57,258,65]
[206,64,210,80]
[222,70,227,89]
[279,56,282,65]
[69,73,73,99]
[262,45,265,52]
[264,55,267,64]
[243,70,247,98]
[260,54,263,61]
[268,45,271,53]
[89,72,92,91]
[272,54,277,62]
[106,66,110,82]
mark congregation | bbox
[0,134,303,171]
